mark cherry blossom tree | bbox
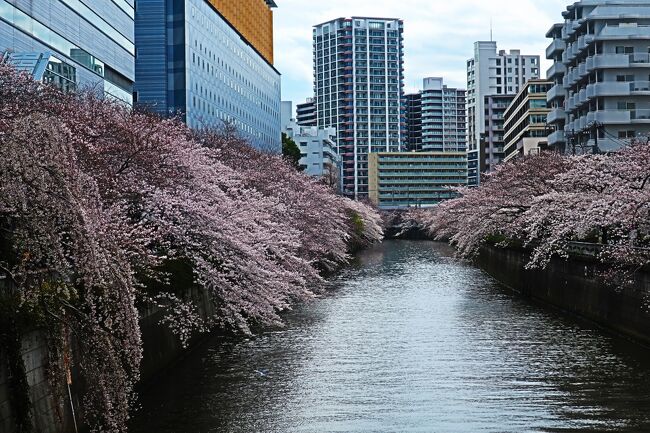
[0,63,383,433]
[414,144,650,279]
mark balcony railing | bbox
[546,39,566,59]
[599,24,650,39]
[547,130,566,146]
[547,84,565,103]
[546,62,566,79]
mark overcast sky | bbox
[274,0,571,105]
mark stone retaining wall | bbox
[477,245,650,346]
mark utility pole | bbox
[571,129,576,156]
[590,121,602,155]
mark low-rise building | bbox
[503,79,553,161]
[283,101,340,185]
[368,152,467,210]
[294,127,340,184]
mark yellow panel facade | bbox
[210,0,275,64]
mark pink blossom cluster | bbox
[0,64,382,432]
[414,147,650,278]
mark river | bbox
[129,241,650,433]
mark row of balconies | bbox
[565,81,650,111]
[566,109,650,132]
[561,53,650,90]
[563,34,596,64]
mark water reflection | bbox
[130,241,650,433]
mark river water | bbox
[129,241,650,433]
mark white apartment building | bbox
[466,42,540,185]
[546,0,650,154]
[282,101,341,185]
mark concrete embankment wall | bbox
[0,282,216,433]
[477,246,650,346]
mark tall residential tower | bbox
[405,77,467,153]
[466,42,540,184]
[313,17,405,199]
[134,0,281,151]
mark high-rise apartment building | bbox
[0,0,135,103]
[405,77,466,153]
[503,79,553,161]
[313,17,405,199]
[296,98,317,127]
[134,0,281,151]
[546,0,650,154]
[405,92,423,151]
[467,42,540,184]
[481,94,515,173]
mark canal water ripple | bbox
[129,241,650,433]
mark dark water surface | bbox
[129,241,650,433]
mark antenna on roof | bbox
[490,17,493,42]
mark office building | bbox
[405,77,466,153]
[546,0,650,154]
[296,98,317,126]
[467,42,541,184]
[368,152,467,209]
[313,17,405,199]
[135,0,281,151]
[0,0,135,103]
[503,79,553,161]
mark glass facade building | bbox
[134,0,281,152]
[313,17,405,199]
[0,0,135,103]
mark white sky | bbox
[273,0,571,104]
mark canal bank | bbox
[129,241,650,433]
[476,245,650,347]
